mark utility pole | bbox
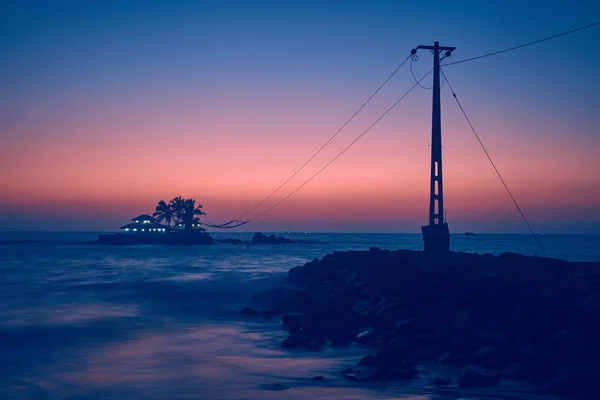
[413,41,455,253]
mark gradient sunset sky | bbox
[1,0,599,233]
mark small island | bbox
[98,197,214,245]
[97,197,297,246]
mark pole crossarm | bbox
[416,45,456,52]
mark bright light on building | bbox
[125,228,129,231]
[133,229,137,232]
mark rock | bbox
[264,383,289,391]
[342,373,359,381]
[345,272,359,284]
[305,344,322,351]
[281,334,309,349]
[358,354,376,367]
[354,328,375,344]
[282,314,303,327]
[341,368,354,375]
[282,314,303,334]
[311,375,325,381]
[374,342,407,365]
[252,232,294,244]
[241,307,259,316]
[260,308,282,318]
[458,368,499,388]
[472,345,512,370]
[251,247,600,395]
[430,377,452,385]
[355,364,418,381]
[330,340,351,347]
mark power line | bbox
[217,54,413,225]
[245,69,433,224]
[443,21,600,66]
[410,54,444,90]
[440,69,547,257]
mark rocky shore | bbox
[248,248,600,398]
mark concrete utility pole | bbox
[413,41,455,253]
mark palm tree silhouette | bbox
[169,196,186,226]
[153,200,174,228]
[181,198,206,232]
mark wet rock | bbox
[241,307,259,316]
[355,364,418,382]
[264,383,289,391]
[341,368,354,375]
[472,345,512,370]
[260,308,282,318]
[282,314,303,326]
[282,314,303,334]
[374,342,407,365]
[430,377,452,385]
[305,344,322,351]
[281,334,309,349]
[458,368,499,388]
[358,354,376,367]
[311,375,324,381]
[330,340,351,347]
[252,247,600,395]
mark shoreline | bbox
[248,248,600,399]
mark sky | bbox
[1,0,599,233]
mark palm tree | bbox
[181,198,206,232]
[169,196,187,226]
[153,200,174,228]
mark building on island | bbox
[98,213,213,245]
[120,214,167,234]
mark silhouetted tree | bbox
[169,196,187,226]
[153,200,174,228]
[181,199,206,232]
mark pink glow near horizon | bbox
[2,99,597,232]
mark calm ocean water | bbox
[1,232,598,400]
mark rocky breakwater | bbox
[251,248,600,398]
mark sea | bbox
[1,231,599,400]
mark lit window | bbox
[133,228,137,232]
[141,229,145,232]
[125,228,129,231]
